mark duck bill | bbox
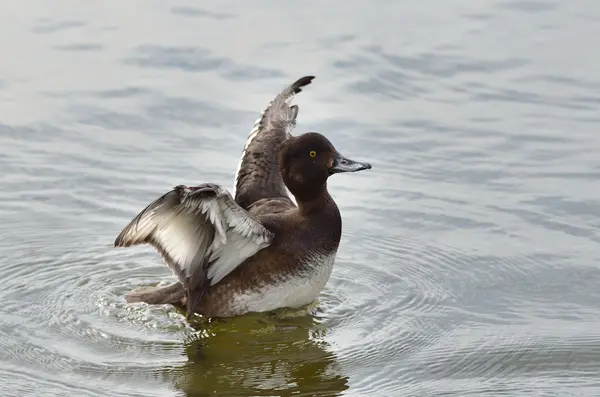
[329,151,372,175]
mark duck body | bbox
[114,76,371,319]
[197,193,341,317]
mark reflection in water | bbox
[170,313,349,396]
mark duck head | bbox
[279,132,372,202]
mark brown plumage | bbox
[114,76,372,319]
[233,76,314,211]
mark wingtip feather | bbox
[293,75,315,93]
[114,230,131,247]
[113,222,144,248]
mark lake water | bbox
[1,1,600,396]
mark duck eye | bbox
[309,150,317,158]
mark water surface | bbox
[1,1,600,396]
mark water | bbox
[1,0,600,395]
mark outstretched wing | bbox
[114,183,274,317]
[232,75,315,210]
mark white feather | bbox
[231,111,266,198]
[114,185,274,288]
[224,251,337,316]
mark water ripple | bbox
[2,0,600,395]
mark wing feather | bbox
[114,183,275,313]
[232,76,315,210]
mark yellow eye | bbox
[309,150,317,158]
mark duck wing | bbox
[114,183,274,318]
[232,75,315,210]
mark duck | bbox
[114,75,372,319]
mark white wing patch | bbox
[114,184,274,289]
[231,111,267,197]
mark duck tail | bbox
[125,282,186,308]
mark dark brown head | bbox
[278,132,372,202]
